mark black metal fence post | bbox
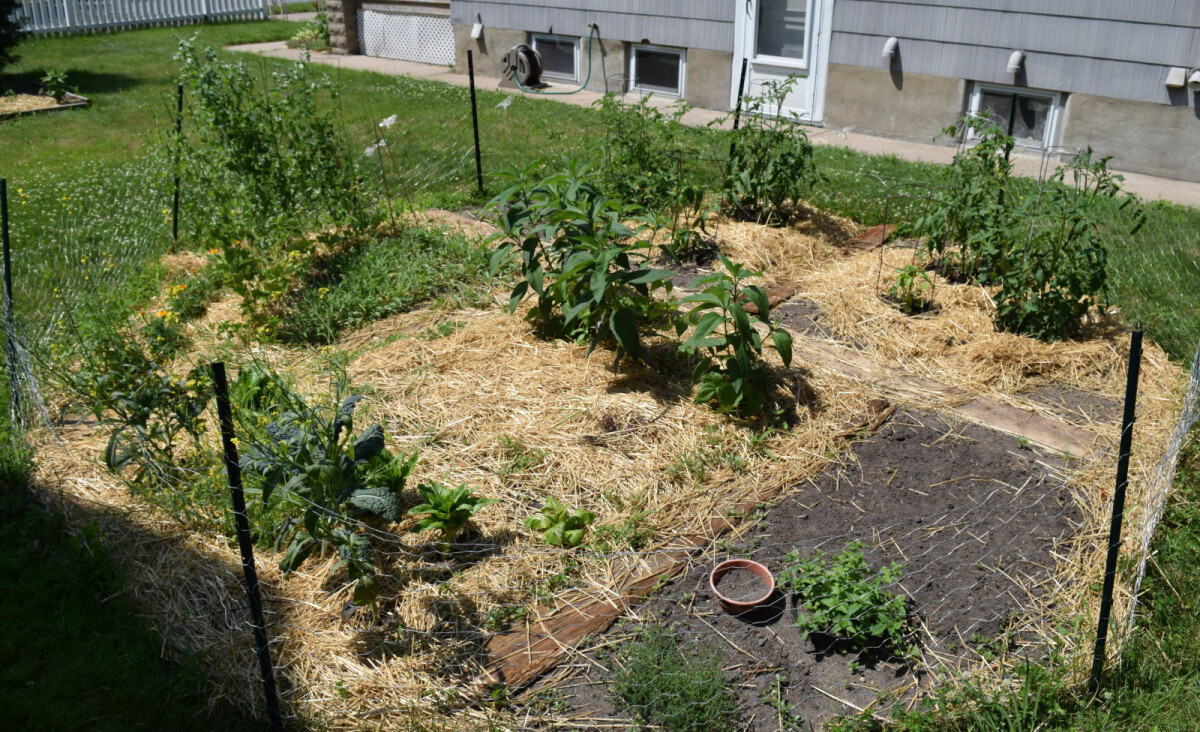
[1089,329,1144,697]
[172,83,183,243]
[727,58,749,168]
[467,50,485,196]
[1,179,20,426]
[211,362,285,732]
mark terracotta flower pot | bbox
[709,558,775,614]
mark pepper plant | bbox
[887,264,934,315]
[677,254,793,417]
[524,498,597,549]
[488,161,676,365]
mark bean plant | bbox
[677,254,793,417]
[488,161,676,365]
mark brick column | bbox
[328,0,360,55]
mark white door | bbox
[731,0,833,123]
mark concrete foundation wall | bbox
[453,24,526,80]
[685,49,733,112]
[1061,94,1200,183]
[823,63,965,141]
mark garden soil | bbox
[549,409,1079,730]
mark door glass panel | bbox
[757,0,808,60]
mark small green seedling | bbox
[887,264,934,315]
[408,482,496,555]
[523,498,597,548]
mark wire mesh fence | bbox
[4,59,1200,730]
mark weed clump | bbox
[612,623,740,731]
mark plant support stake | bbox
[1089,329,1143,697]
[173,84,183,243]
[1,179,19,425]
[727,58,749,168]
[211,362,284,732]
[468,50,485,195]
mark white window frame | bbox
[752,0,815,71]
[532,33,580,83]
[630,44,687,98]
[968,83,1064,150]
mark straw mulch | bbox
[27,208,1192,727]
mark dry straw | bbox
[27,205,1191,727]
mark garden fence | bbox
[3,69,1200,729]
[16,0,268,35]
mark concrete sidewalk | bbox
[227,41,1200,208]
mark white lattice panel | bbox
[359,10,455,66]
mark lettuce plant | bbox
[524,498,597,548]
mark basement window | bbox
[631,45,686,97]
[968,83,1063,149]
[532,34,579,82]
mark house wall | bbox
[452,1,736,109]
[825,0,1200,181]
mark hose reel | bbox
[502,44,544,87]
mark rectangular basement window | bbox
[532,34,579,82]
[968,83,1063,149]
[631,45,686,97]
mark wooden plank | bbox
[957,397,1098,458]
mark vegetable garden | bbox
[4,38,1200,731]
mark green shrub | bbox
[0,0,26,75]
[677,254,793,416]
[724,77,820,225]
[778,541,911,656]
[488,161,676,365]
[612,623,740,731]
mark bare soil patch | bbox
[552,409,1081,730]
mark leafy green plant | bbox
[238,375,417,608]
[593,510,655,551]
[595,94,695,211]
[887,264,934,315]
[40,68,69,102]
[523,498,597,548]
[912,114,1016,284]
[724,76,820,225]
[662,182,719,265]
[611,623,740,731]
[488,161,676,364]
[778,541,911,656]
[992,148,1143,341]
[407,482,496,556]
[140,310,189,362]
[286,13,329,50]
[677,254,793,416]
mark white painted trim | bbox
[630,44,687,99]
[531,33,580,83]
[968,82,1064,150]
[730,0,833,123]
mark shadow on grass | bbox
[1,69,143,96]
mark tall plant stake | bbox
[468,49,485,195]
[1089,329,1143,697]
[172,83,183,243]
[211,362,285,732]
[1,179,20,426]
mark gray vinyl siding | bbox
[830,0,1200,104]
[451,0,735,53]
